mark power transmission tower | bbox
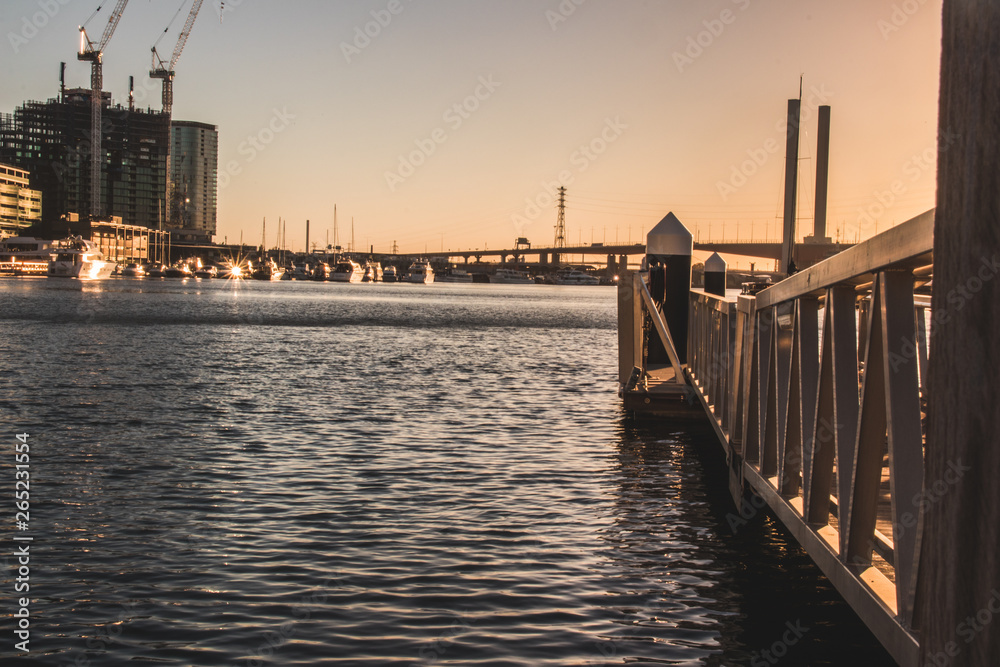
[554,186,566,248]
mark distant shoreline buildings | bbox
[0,82,217,244]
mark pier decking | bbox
[620,210,935,665]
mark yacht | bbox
[121,263,146,277]
[47,238,114,280]
[249,257,285,281]
[312,262,331,281]
[406,259,435,284]
[553,268,600,285]
[382,265,398,283]
[0,237,54,275]
[436,268,473,283]
[194,265,218,279]
[146,263,166,278]
[362,261,382,282]
[330,259,364,283]
[164,262,194,279]
[491,268,533,284]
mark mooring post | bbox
[646,212,693,362]
[704,252,727,297]
[917,1,1000,663]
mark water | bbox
[0,278,892,666]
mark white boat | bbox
[48,238,114,280]
[330,259,364,283]
[406,260,435,284]
[553,269,600,285]
[362,261,382,282]
[0,237,54,275]
[382,265,398,283]
[249,257,285,281]
[491,268,533,284]
[121,263,145,277]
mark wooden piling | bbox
[917,1,1000,663]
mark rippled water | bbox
[0,277,892,666]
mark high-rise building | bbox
[170,120,218,242]
[0,163,42,237]
[0,88,170,231]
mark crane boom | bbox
[150,0,205,115]
[171,0,204,70]
[78,0,130,219]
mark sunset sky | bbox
[2,0,943,261]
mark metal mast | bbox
[554,186,567,248]
[78,0,131,219]
[150,0,205,115]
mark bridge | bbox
[393,240,849,271]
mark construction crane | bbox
[150,0,205,116]
[78,0,130,219]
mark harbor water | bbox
[0,278,892,666]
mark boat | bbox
[146,263,166,278]
[217,260,244,279]
[553,268,600,285]
[47,237,114,280]
[0,237,54,275]
[312,262,331,281]
[330,259,364,283]
[491,267,533,284]
[362,260,382,282]
[406,259,435,284]
[382,265,398,283]
[194,265,217,279]
[436,267,473,283]
[121,263,146,277]
[164,262,194,278]
[249,257,285,281]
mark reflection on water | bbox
[0,278,890,666]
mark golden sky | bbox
[3,0,942,260]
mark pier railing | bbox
[624,209,936,666]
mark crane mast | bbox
[78,0,130,219]
[150,0,204,116]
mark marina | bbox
[3,1,996,665]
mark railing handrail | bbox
[755,208,935,309]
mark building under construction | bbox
[0,85,170,234]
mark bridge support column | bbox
[552,252,560,264]
[619,254,628,273]
[540,252,548,264]
[606,253,616,276]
